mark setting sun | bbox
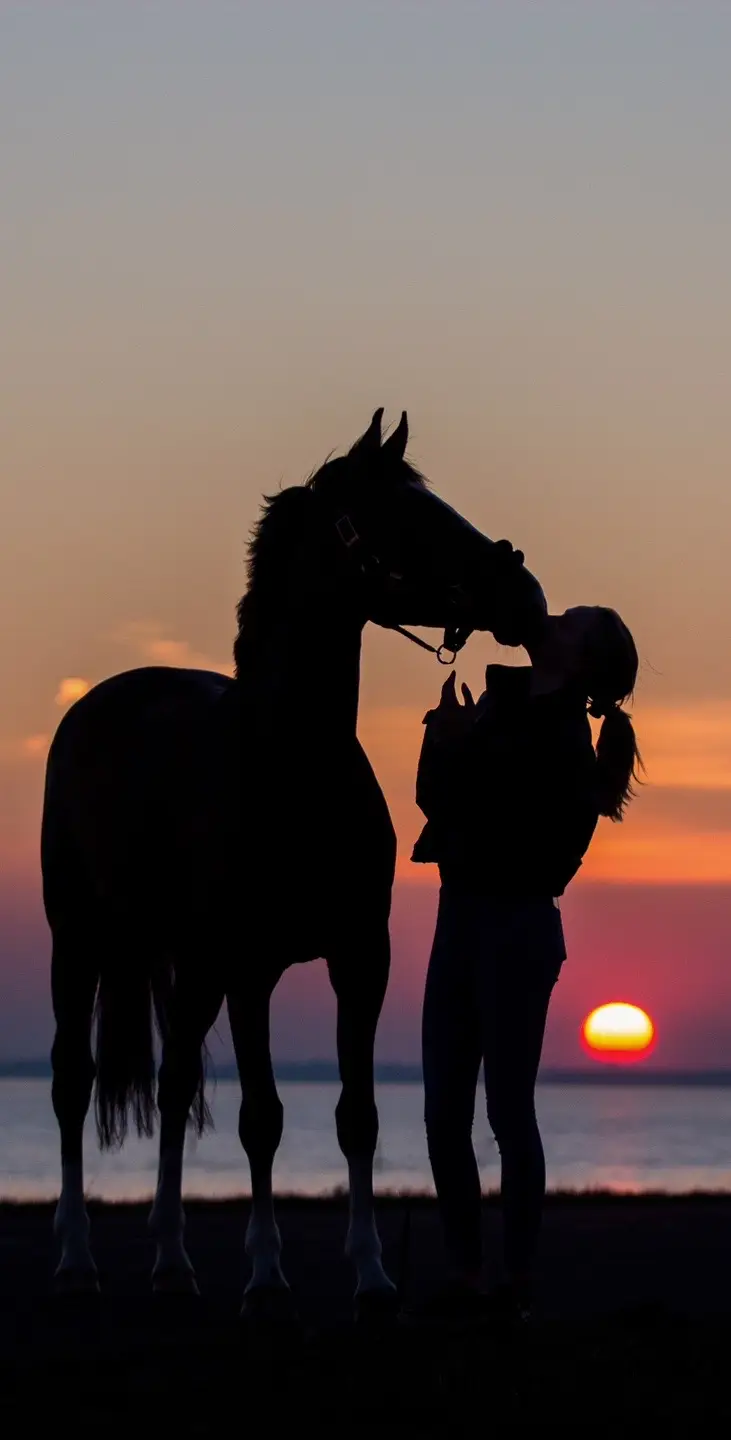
[582,1003,656,1065]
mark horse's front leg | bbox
[328,930,397,1317]
[228,980,297,1325]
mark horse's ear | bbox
[382,410,408,460]
[349,408,384,455]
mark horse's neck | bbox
[234,604,364,746]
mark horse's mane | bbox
[245,485,316,593]
[233,452,427,676]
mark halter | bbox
[334,513,472,665]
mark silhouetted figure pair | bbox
[43,408,548,1322]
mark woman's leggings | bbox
[422,885,566,1280]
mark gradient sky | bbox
[3,2,731,1068]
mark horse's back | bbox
[41,664,396,941]
[42,667,234,920]
[51,664,229,735]
[48,665,230,763]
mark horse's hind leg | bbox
[50,923,99,1291]
[148,961,223,1294]
[228,979,296,1323]
[328,924,397,1315]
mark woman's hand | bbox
[424,670,476,743]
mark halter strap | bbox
[334,512,467,665]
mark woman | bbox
[410,605,642,1323]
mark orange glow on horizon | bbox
[582,1003,656,1064]
[7,690,731,889]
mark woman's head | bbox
[534,604,643,821]
[560,604,639,711]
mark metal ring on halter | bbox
[436,645,457,666]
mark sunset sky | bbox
[3,3,731,1069]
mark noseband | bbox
[334,512,472,665]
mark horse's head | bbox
[309,408,548,658]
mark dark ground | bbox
[2,1193,731,1434]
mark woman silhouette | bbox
[411,605,642,1323]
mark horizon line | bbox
[4,1059,731,1086]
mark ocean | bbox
[3,1076,731,1199]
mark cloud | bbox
[581,700,731,882]
[0,624,233,782]
[637,701,731,790]
[20,734,49,759]
[583,822,731,885]
[0,734,50,764]
[111,621,233,676]
[54,677,91,708]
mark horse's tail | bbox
[94,944,214,1150]
[151,964,215,1140]
[93,933,161,1151]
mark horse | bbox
[42,408,547,1322]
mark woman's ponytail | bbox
[591,700,643,822]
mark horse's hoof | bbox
[152,1267,201,1298]
[354,1286,399,1329]
[240,1284,301,1335]
[53,1265,100,1297]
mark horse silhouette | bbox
[42,408,547,1322]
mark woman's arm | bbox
[415,673,477,821]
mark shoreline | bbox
[6,1187,731,1209]
[6,1062,731,1085]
